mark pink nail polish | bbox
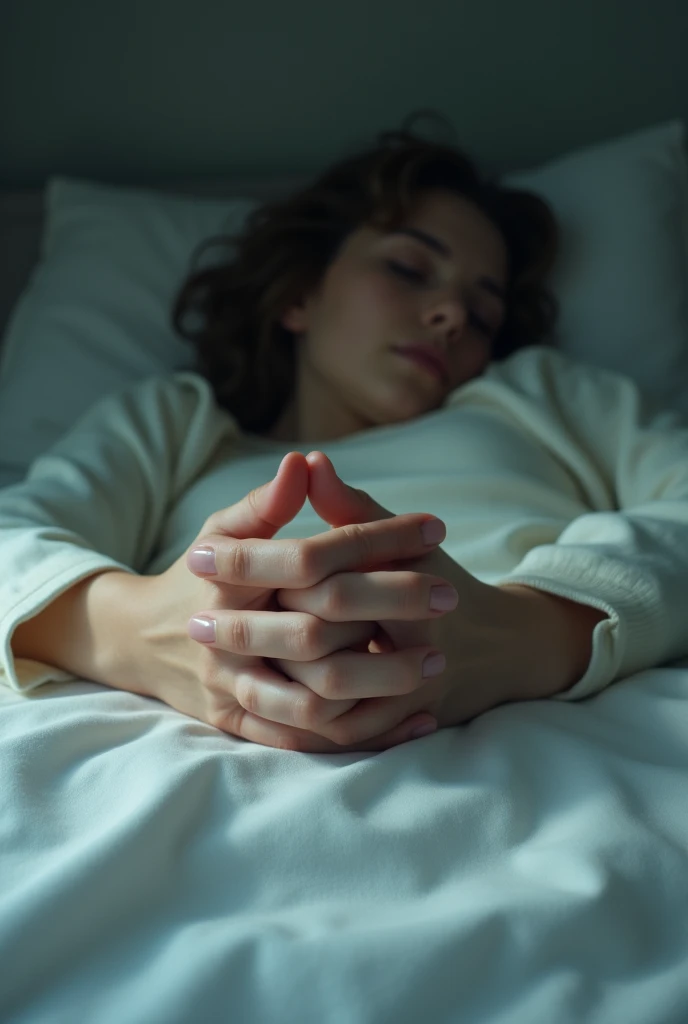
[422,652,446,678]
[421,519,445,545]
[188,547,217,574]
[187,616,217,643]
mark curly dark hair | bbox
[171,108,560,436]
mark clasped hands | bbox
[183,450,584,754]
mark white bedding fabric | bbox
[3,344,688,1021]
[2,663,688,1024]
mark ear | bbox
[280,279,324,334]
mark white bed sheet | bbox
[2,662,688,1024]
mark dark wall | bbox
[1,0,686,188]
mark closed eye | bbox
[387,261,493,336]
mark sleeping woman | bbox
[6,110,688,753]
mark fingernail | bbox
[188,546,217,574]
[421,519,445,545]
[410,720,437,740]
[188,616,217,643]
[430,585,458,611]
[422,652,446,678]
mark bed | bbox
[1,121,688,1024]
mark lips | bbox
[392,345,449,382]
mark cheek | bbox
[309,268,408,364]
[339,273,405,336]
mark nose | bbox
[425,289,470,342]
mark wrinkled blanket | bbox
[2,661,688,1024]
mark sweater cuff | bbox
[493,547,667,701]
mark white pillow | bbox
[505,120,688,412]
[0,120,687,489]
[0,184,257,487]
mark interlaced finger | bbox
[216,658,432,753]
[189,514,446,588]
[276,569,458,620]
[188,608,376,660]
[231,647,441,745]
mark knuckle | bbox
[204,689,241,734]
[228,542,252,583]
[316,659,344,699]
[208,697,242,734]
[245,485,261,513]
[318,578,344,618]
[235,675,259,713]
[288,614,323,658]
[228,615,252,653]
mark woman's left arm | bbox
[490,350,688,704]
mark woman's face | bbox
[273,188,509,444]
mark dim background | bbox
[0,0,686,189]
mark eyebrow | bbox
[389,227,506,304]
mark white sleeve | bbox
[0,371,237,694]
[492,348,688,701]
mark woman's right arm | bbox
[10,569,157,695]
[1,371,236,695]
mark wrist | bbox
[10,569,150,694]
[497,584,608,699]
[72,569,158,697]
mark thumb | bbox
[305,450,393,528]
[201,451,309,542]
